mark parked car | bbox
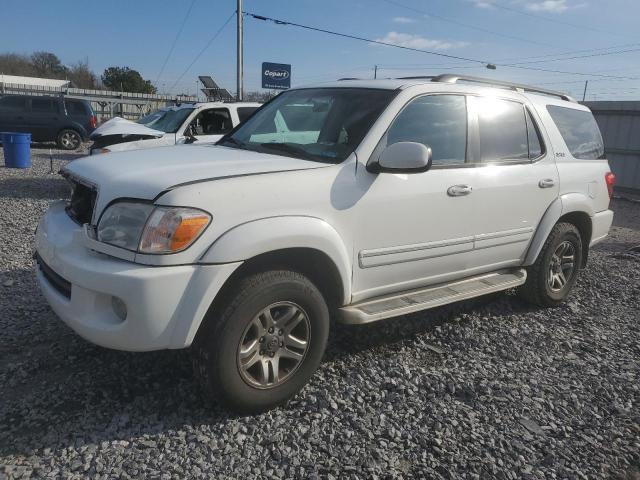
[0,94,96,150]
[34,75,615,413]
[89,101,261,154]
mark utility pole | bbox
[374,65,378,79]
[582,80,589,102]
[237,0,244,101]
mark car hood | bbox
[90,117,165,139]
[62,145,329,215]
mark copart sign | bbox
[262,62,291,90]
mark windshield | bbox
[218,88,396,163]
[136,107,195,133]
[137,109,167,125]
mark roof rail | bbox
[429,74,575,102]
[337,77,361,81]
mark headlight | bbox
[97,201,210,254]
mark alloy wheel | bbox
[548,240,576,292]
[237,301,311,389]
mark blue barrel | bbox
[1,132,32,168]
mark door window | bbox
[547,105,604,159]
[526,109,544,159]
[32,97,58,113]
[188,108,232,135]
[237,106,258,122]
[0,96,27,112]
[385,95,467,166]
[475,97,529,162]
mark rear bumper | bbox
[590,209,614,247]
[35,201,240,351]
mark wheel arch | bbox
[200,216,352,306]
[525,194,593,267]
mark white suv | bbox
[35,75,615,412]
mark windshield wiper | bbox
[259,143,319,161]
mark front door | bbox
[183,108,233,144]
[352,94,480,302]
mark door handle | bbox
[447,184,473,196]
[538,178,555,188]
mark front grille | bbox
[66,180,96,225]
[35,253,71,299]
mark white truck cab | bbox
[35,75,615,412]
[89,101,261,154]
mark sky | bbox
[1,0,640,100]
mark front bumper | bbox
[35,201,240,351]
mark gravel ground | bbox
[1,147,639,479]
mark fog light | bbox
[111,296,127,321]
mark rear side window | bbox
[237,107,258,123]
[386,95,467,166]
[547,105,604,159]
[0,96,27,112]
[31,97,58,113]
[475,97,529,162]
[65,100,89,116]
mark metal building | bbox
[584,101,640,192]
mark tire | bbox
[519,222,583,307]
[192,270,330,413]
[56,129,82,150]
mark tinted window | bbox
[237,107,258,122]
[65,100,89,115]
[526,110,543,159]
[547,105,604,159]
[476,97,528,162]
[31,97,58,113]
[386,95,467,165]
[0,96,27,112]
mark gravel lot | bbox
[1,147,639,479]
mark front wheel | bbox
[56,129,82,150]
[192,270,330,413]
[519,222,583,307]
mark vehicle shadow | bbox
[0,177,68,200]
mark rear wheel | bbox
[519,222,583,307]
[56,129,82,150]
[192,270,330,413]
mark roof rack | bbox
[427,74,575,102]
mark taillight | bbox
[89,115,97,129]
[605,172,616,198]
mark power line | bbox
[245,12,490,65]
[156,0,197,85]
[380,0,558,48]
[245,11,640,81]
[508,46,640,66]
[168,11,235,93]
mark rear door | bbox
[464,95,559,270]
[0,96,29,133]
[29,97,61,141]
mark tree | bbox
[68,58,97,89]
[101,66,157,94]
[0,53,37,76]
[31,51,67,78]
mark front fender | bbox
[200,216,352,304]
[524,193,593,265]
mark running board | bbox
[339,269,527,325]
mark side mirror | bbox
[369,141,432,173]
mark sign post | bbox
[262,62,291,90]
